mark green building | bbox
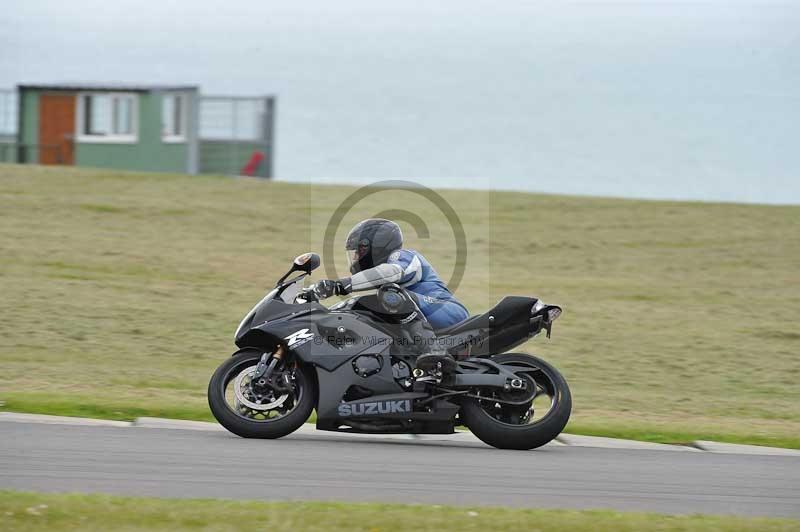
[11,83,274,177]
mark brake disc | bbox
[233,366,289,411]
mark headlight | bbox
[532,300,547,313]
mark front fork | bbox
[251,345,293,393]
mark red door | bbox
[38,94,76,165]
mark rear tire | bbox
[460,353,571,450]
[208,349,316,439]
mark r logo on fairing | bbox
[284,328,314,348]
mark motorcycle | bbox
[208,252,571,450]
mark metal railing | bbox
[0,89,17,136]
[198,95,275,178]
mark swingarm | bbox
[450,357,528,391]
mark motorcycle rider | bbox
[312,218,469,372]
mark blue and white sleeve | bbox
[387,250,422,286]
[346,250,422,291]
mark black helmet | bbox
[345,219,403,274]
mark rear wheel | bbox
[459,353,571,450]
[208,348,316,438]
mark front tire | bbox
[208,349,316,439]
[460,353,571,450]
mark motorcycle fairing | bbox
[236,308,396,372]
[235,298,327,345]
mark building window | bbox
[161,94,187,142]
[77,93,138,143]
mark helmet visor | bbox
[346,249,360,268]
[346,240,371,271]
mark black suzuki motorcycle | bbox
[208,253,571,450]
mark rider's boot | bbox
[416,350,457,374]
[408,315,457,374]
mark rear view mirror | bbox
[292,252,321,274]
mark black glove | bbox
[313,278,352,300]
[297,287,319,303]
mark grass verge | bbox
[2,491,799,532]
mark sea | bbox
[1,0,798,204]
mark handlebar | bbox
[297,287,319,303]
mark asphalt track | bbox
[2,420,799,518]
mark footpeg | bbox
[416,353,457,373]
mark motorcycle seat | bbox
[434,296,536,336]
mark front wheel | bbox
[459,353,571,450]
[208,348,316,438]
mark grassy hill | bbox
[1,164,798,447]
